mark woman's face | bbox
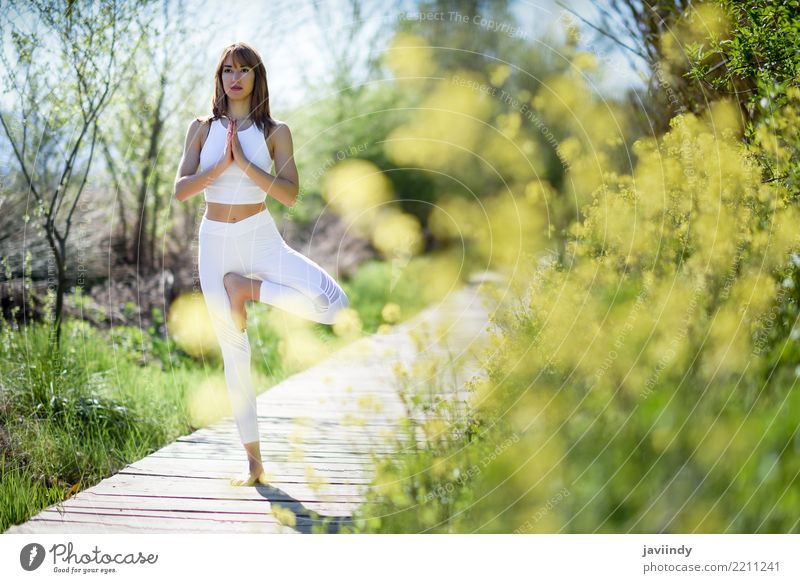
[221,54,254,102]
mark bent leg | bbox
[253,241,349,325]
[198,233,259,445]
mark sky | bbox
[183,0,645,113]
[0,0,646,115]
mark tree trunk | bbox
[149,173,161,273]
[134,85,166,274]
[43,223,67,349]
[54,250,66,348]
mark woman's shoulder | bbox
[264,118,289,135]
[193,114,217,128]
[189,115,216,150]
[184,115,214,137]
[266,118,292,139]
[263,118,290,154]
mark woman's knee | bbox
[317,291,349,325]
[202,287,231,325]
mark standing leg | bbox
[198,228,267,486]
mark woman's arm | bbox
[173,119,224,202]
[241,122,299,208]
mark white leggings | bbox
[198,208,349,444]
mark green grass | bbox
[0,317,207,532]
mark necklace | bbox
[227,114,251,125]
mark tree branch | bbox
[554,0,650,62]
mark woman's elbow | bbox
[174,179,187,202]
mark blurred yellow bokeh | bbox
[382,32,436,79]
[186,376,230,428]
[166,292,217,358]
[371,208,424,260]
[321,158,394,237]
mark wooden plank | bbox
[86,474,368,502]
[6,519,247,534]
[149,450,395,463]
[49,493,360,516]
[72,492,369,515]
[42,503,354,522]
[170,439,402,454]
[150,444,392,457]
[147,453,379,468]
[178,425,406,437]
[124,457,375,474]
[118,457,374,483]
[183,425,426,443]
[13,511,314,534]
[116,471,371,488]
[90,480,368,500]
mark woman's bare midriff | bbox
[205,201,266,223]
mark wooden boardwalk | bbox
[5,274,501,534]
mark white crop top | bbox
[199,118,273,204]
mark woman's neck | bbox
[226,101,251,123]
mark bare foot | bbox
[223,272,254,332]
[230,468,270,487]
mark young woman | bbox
[174,42,349,487]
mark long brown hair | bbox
[198,42,277,138]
